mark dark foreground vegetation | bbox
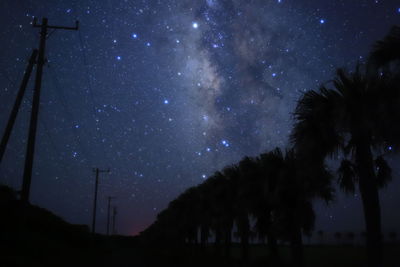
[0,184,124,266]
[1,185,399,267]
[1,184,399,267]
[2,26,400,267]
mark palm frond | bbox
[369,26,400,69]
[337,159,357,194]
[291,87,343,158]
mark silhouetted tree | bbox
[388,231,397,243]
[292,27,400,267]
[292,66,400,267]
[334,232,342,244]
[346,232,355,245]
[317,230,324,245]
[368,26,400,76]
[268,148,333,267]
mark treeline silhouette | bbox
[138,26,400,267]
[0,185,139,266]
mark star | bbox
[2,0,399,238]
[221,140,230,147]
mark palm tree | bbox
[317,230,324,245]
[201,171,235,258]
[346,232,355,245]
[221,163,252,261]
[264,148,333,267]
[388,231,397,243]
[254,150,284,263]
[196,183,212,251]
[367,26,400,76]
[334,232,342,245]
[291,61,400,266]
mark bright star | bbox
[146,42,151,47]
[192,22,199,29]
[132,33,138,39]
[221,140,230,147]
[116,56,121,60]
[320,19,325,24]
[164,99,169,104]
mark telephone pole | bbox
[112,206,117,235]
[106,196,115,235]
[0,49,38,165]
[21,18,79,203]
[91,168,110,234]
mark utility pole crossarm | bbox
[33,17,79,31]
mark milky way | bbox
[0,0,399,235]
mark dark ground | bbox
[1,185,399,267]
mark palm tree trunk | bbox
[237,215,250,262]
[224,227,232,258]
[266,232,280,264]
[290,226,304,267]
[200,225,208,252]
[355,142,383,267]
[215,227,222,257]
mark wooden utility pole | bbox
[106,196,115,235]
[21,18,78,203]
[112,206,117,235]
[91,168,110,234]
[0,50,38,165]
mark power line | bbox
[77,29,98,119]
[47,65,93,166]
[76,27,113,165]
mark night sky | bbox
[1,0,400,236]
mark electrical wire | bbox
[47,65,93,167]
